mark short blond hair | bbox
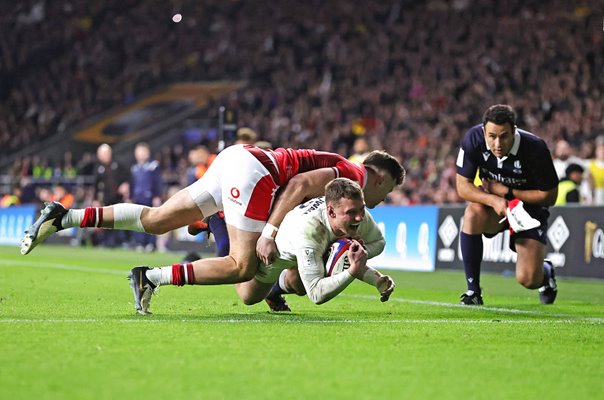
[325,178,363,206]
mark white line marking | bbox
[2,260,603,323]
[0,259,125,275]
[0,318,598,324]
[343,294,604,323]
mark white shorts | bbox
[186,145,278,232]
[255,258,292,284]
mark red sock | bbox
[172,263,195,286]
[80,207,104,228]
[186,263,195,285]
[172,264,183,286]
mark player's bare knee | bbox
[234,281,261,305]
[516,271,541,289]
[233,261,258,281]
[464,202,488,221]
[238,292,261,305]
[463,203,490,231]
[141,207,172,234]
[516,275,531,288]
[244,296,263,306]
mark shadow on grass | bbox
[102,309,430,323]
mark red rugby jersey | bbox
[245,146,367,188]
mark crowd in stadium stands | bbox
[1,0,603,207]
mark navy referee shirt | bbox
[456,124,558,193]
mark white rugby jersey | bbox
[273,196,385,304]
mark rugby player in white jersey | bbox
[235,178,395,307]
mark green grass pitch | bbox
[1,245,602,400]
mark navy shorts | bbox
[484,205,550,252]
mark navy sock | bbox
[267,282,286,298]
[208,214,230,257]
[541,261,552,287]
[460,232,483,293]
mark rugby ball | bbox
[324,238,353,276]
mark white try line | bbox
[2,259,603,323]
[0,318,598,324]
[343,294,604,323]
[0,258,126,275]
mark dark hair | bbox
[482,104,516,127]
[565,163,584,176]
[362,150,406,185]
[325,178,363,206]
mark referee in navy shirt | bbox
[456,104,559,305]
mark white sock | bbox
[113,204,146,232]
[61,209,85,228]
[145,267,173,286]
[278,269,293,293]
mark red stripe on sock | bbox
[80,207,97,228]
[172,264,184,286]
[186,263,195,285]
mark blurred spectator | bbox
[234,127,258,145]
[36,186,52,205]
[130,142,162,251]
[555,163,584,205]
[31,156,53,180]
[94,143,126,205]
[348,137,371,163]
[58,151,77,178]
[50,183,74,208]
[18,177,37,204]
[552,139,584,180]
[185,145,216,186]
[587,136,604,205]
[1,1,602,206]
[93,143,128,247]
[76,152,96,175]
[1,186,21,207]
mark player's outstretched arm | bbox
[376,275,395,302]
[348,243,395,301]
[297,239,367,305]
[358,267,395,302]
[296,245,355,305]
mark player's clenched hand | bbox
[256,236,277,264]
[347,240,368,279]
[348,240,367,260]
[493,197,508,217]
[377,275,395,302]
[351,236,366,249]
